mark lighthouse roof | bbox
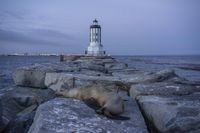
[90,19,101,28]
[93,19,98,23]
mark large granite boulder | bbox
[3,105,36,133]
[44,73,75,92]
[28,98,148,133]
[130,82,200,99]
[136,94,200,133]
[44,72,123,92]
[78,69,110,76]
[12,64,55,88]
[12,63,80,88]
[78,60,107,73]
[44,69,177,92]
[105,62,128,70]
[61,55,82,62]
[124,69,177,84]
[0,86,55,132]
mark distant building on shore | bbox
[85,19,106,56]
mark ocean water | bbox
[0,55,200,89]
[0,56,58,89]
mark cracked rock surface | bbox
[28,98,148,133]
[137,94,200,133]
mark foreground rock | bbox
[137,94,200,133]
[10,55,200,133]
[130,82,200,99]
[0,86,55,132]
[28,98,148,133]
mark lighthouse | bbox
[85,19,106,56]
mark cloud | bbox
[0,0,199,55]
[0,28,74,46]
[28,28,71,39]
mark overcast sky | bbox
[0,0,199,55]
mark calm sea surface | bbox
[0,55,200,89]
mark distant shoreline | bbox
[0,54,59,57]
[0,54,200,57]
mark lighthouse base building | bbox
[85,19,106,56]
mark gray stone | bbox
[105,62,128,70]
[44,72,122,92]
[12,62,80,88]
[130,82,200,99]
[0,86,55,132]
[79,60,107,73]
[136,94,200,133]
[12,64,55,88]
[28,98,148,133]
[124,69,177,84]
[44,69,176,92]
[112,69,150,80]
[3,105,36,133]
[61,55,82,62]
[44,73,75,92]
[79,69,109,76]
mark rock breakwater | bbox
[1,55,199,133]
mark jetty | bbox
[0,55,199,133]
[0,19,200,133]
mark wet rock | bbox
[0,86,55,132]
[130,82,200,99]
[28,98,148,133]
[136,94,200,133]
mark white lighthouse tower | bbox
[86,19,106,56]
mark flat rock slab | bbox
[137,94,200,133]
[122,69,177,84]
[45,69,177,92]
[130,82,200,98]
[28,98,148,133]
[44,72,122,92]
